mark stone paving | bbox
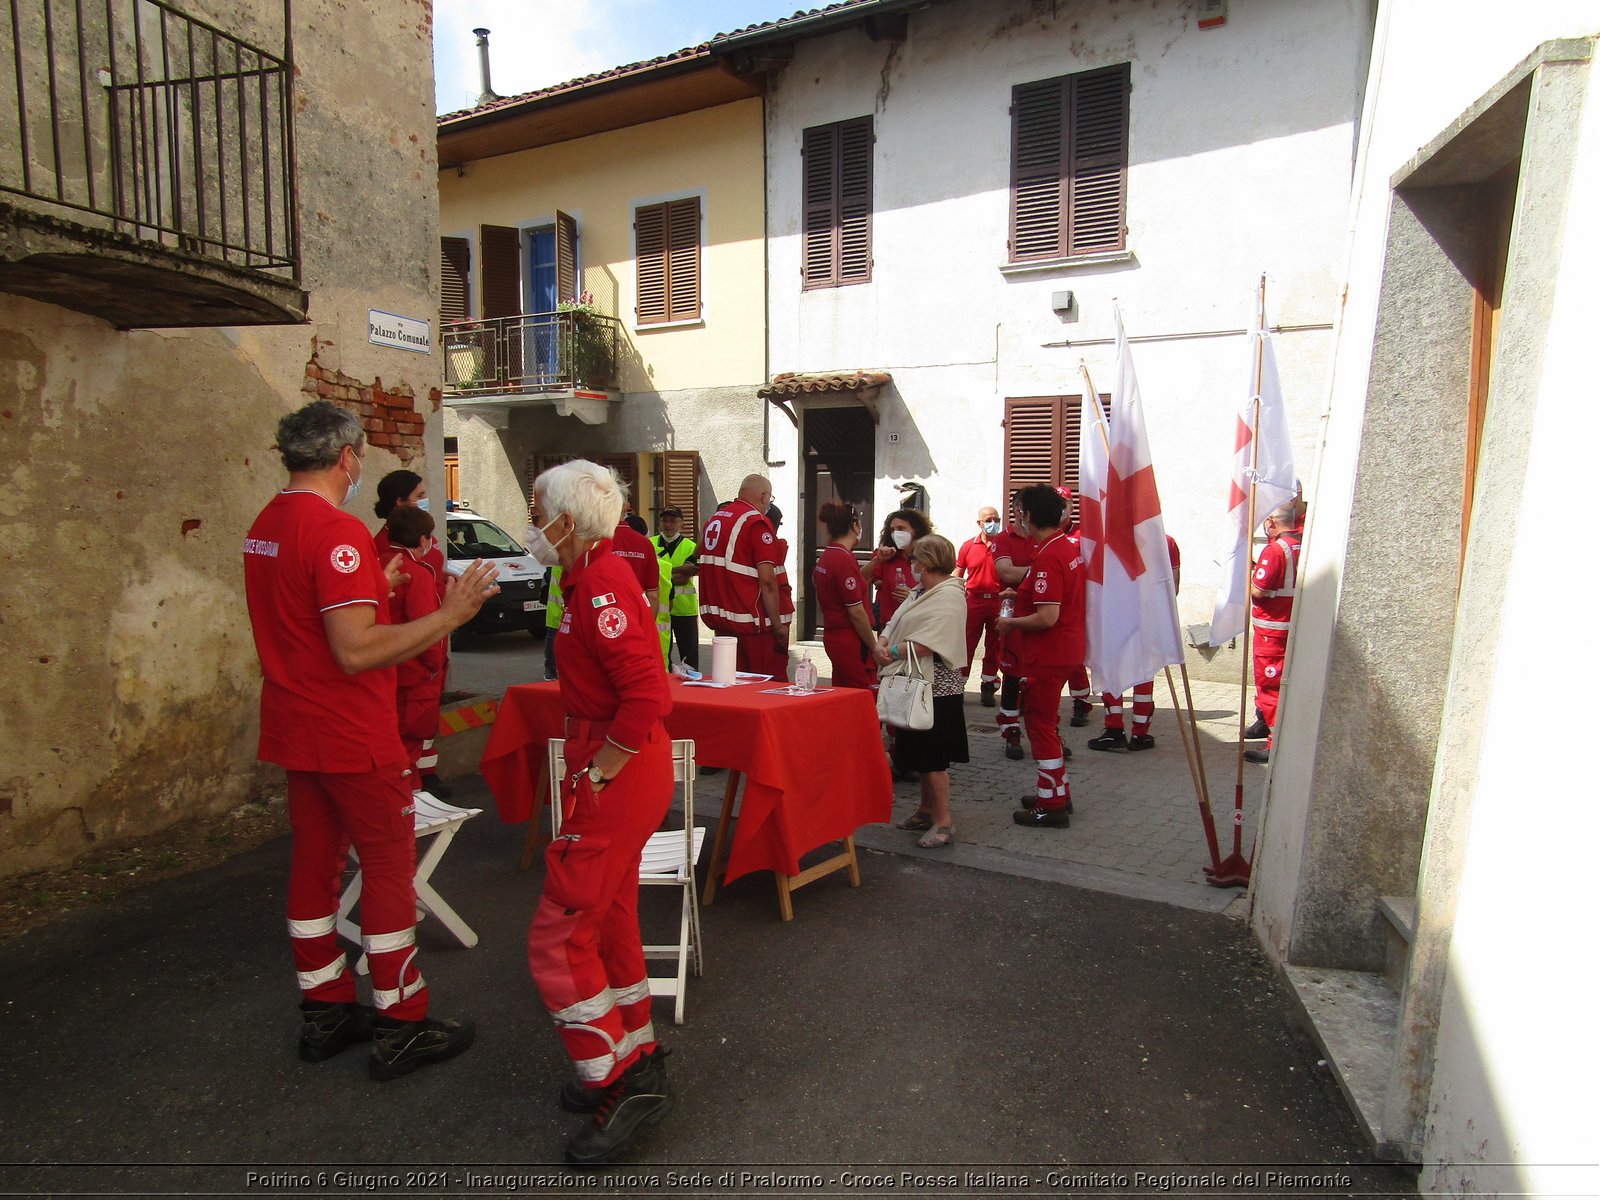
[449,632,1268,917]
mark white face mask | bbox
[982,520,1001,535]
[416,497,430,512]
[891,529,912,550]
[911,562,924,584]
[525,515,570,566]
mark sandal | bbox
[896,811,934,831]
[917,825,954,850]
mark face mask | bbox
[525,515,570,566]
[911,563,924,584]
[342,470,360,506]
[982,520,1001,536]
[891,529,912,550]
[416,497,430,512]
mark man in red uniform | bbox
[812,501,878,690]
[995,484,1086,828]
[1245,499,1305,764]
[610,514,661,612]
[1088,534,1181,752]
[385,505,447,780]
[955,506,1004,705]
[525,460,674,1165]
[991,495,1035,760]
[243,400,497,1079]
[697,474,787,678]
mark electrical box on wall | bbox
[1198,0,1226,30]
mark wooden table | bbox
[481,679,893,920]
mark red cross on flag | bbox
[1079,307,1185,697]
[1208,319,1297,646]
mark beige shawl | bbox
[879,575,968,678]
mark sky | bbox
[433,0,821,114]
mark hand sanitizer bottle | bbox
[795,653,818,692]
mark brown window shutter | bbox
[802,124,839,287]
[1067,64,1129,255]
[666,197,702,321]
[440,236,470,323]
[1060,393,1112,525]
[660,450,701,535]
[837,117,873,283]
[555,210,578,303]
[1003,396,1064,502]
[635,203,668,325]
[1009,79,1066,261]
[480,225,521,319]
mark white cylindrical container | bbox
[711,636,738,684]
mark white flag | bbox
[1081,308,1185,697]
[1209,326,1297,646]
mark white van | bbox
[443,507,548,637]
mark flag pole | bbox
[1214,275,1268,887]
[1083,358,1224,879]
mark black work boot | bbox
[1069,699,1093,727]
[369,1015,476,1081]
[1243,716,1269,740]
[1013,805,1070,828]
[299,1000,374,1063]
[1243,747,1270,765]
[1088,728,1128,751]
[1127,734,1156,751]
[980,681,997,707]
[564,1047,673,1165]
[420,774,454,799]
[1019,792,1073,814]
[560,1079,603,1113]
[1002,732,1025,760]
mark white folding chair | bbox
[547,738,705,1024]
[336,790,483,975]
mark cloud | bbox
[433,0,616,113]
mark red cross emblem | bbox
[330,544,360,574]
[1104,463,1162,580]
[597,607,628,639]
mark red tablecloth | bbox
[481,679,893,884]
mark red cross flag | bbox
[1079,307,1185,697]
[1208,307,1297,646]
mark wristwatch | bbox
[587,764,609,789]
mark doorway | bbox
[801,406,876,638]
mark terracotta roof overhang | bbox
[710,0,949,66]
[438,53,763,165]
[758,370,892,423]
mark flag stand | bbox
[1080,358,1227,881]
[1211,274,1271,888]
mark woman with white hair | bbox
[523,460,675,1165]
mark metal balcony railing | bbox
[1,0,298,277]
[442,310,621,397]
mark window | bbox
[1003,394,1110,525]
[658,450,701,535]
[802,116,873,288]
[479,212,577,317]
[1009,63,1130,263]
[440,237,471,322]
[635,197,701,325]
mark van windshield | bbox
[446,518,525,560]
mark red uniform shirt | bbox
[1252,530,1300,633]
[1017,531,1087,669]
[812,543,869,631]
[375,525,447,602]
[610,522,660,597]
[243,490,404,771]
[556,540,671,752]
[874,550,917,627]
[991,529,1035,575]
[388,547,445,685]
[957,536,1002,595]
[698,499,781,632]
[772,536,797,625]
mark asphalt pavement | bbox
[0,631,1415,1197]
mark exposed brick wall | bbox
[301,344,438,465]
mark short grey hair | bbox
[276,400,362,471]
[535,459,625,542]
[1268,499,1306,527]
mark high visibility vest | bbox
[545,565,564,630]
[652,534,700,617]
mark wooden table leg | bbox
[517,760,551,871]
[700,770,742,907]
[845,834,861,887]
[774,873,795,922]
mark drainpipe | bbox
[762,98,783,469]
[474,28,501,105]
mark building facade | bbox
[0,0,447,875]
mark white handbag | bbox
[876,643,935,730]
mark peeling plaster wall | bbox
[0,0,443,877]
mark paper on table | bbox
[735,672,775,681]
[761,686,834,696]
[682,679,736,688]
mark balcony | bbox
[0,0,306,328]
[442,308,622,425]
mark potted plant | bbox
[556,292,614,387]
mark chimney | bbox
[473,27,501,105]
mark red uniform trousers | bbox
[286,764,427,1022]
[1102,682,1155,733]
[822,628,878,690]
[528,723,672,1088]
[397,675,444,777]
[1021,667,1072,809]
[964,593,1002,681]
[1253,630,1288,746]
[1068,665,1092,708]
[734,630,789,680]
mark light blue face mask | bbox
[983,520,1001,535]
[416,497,430,512]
